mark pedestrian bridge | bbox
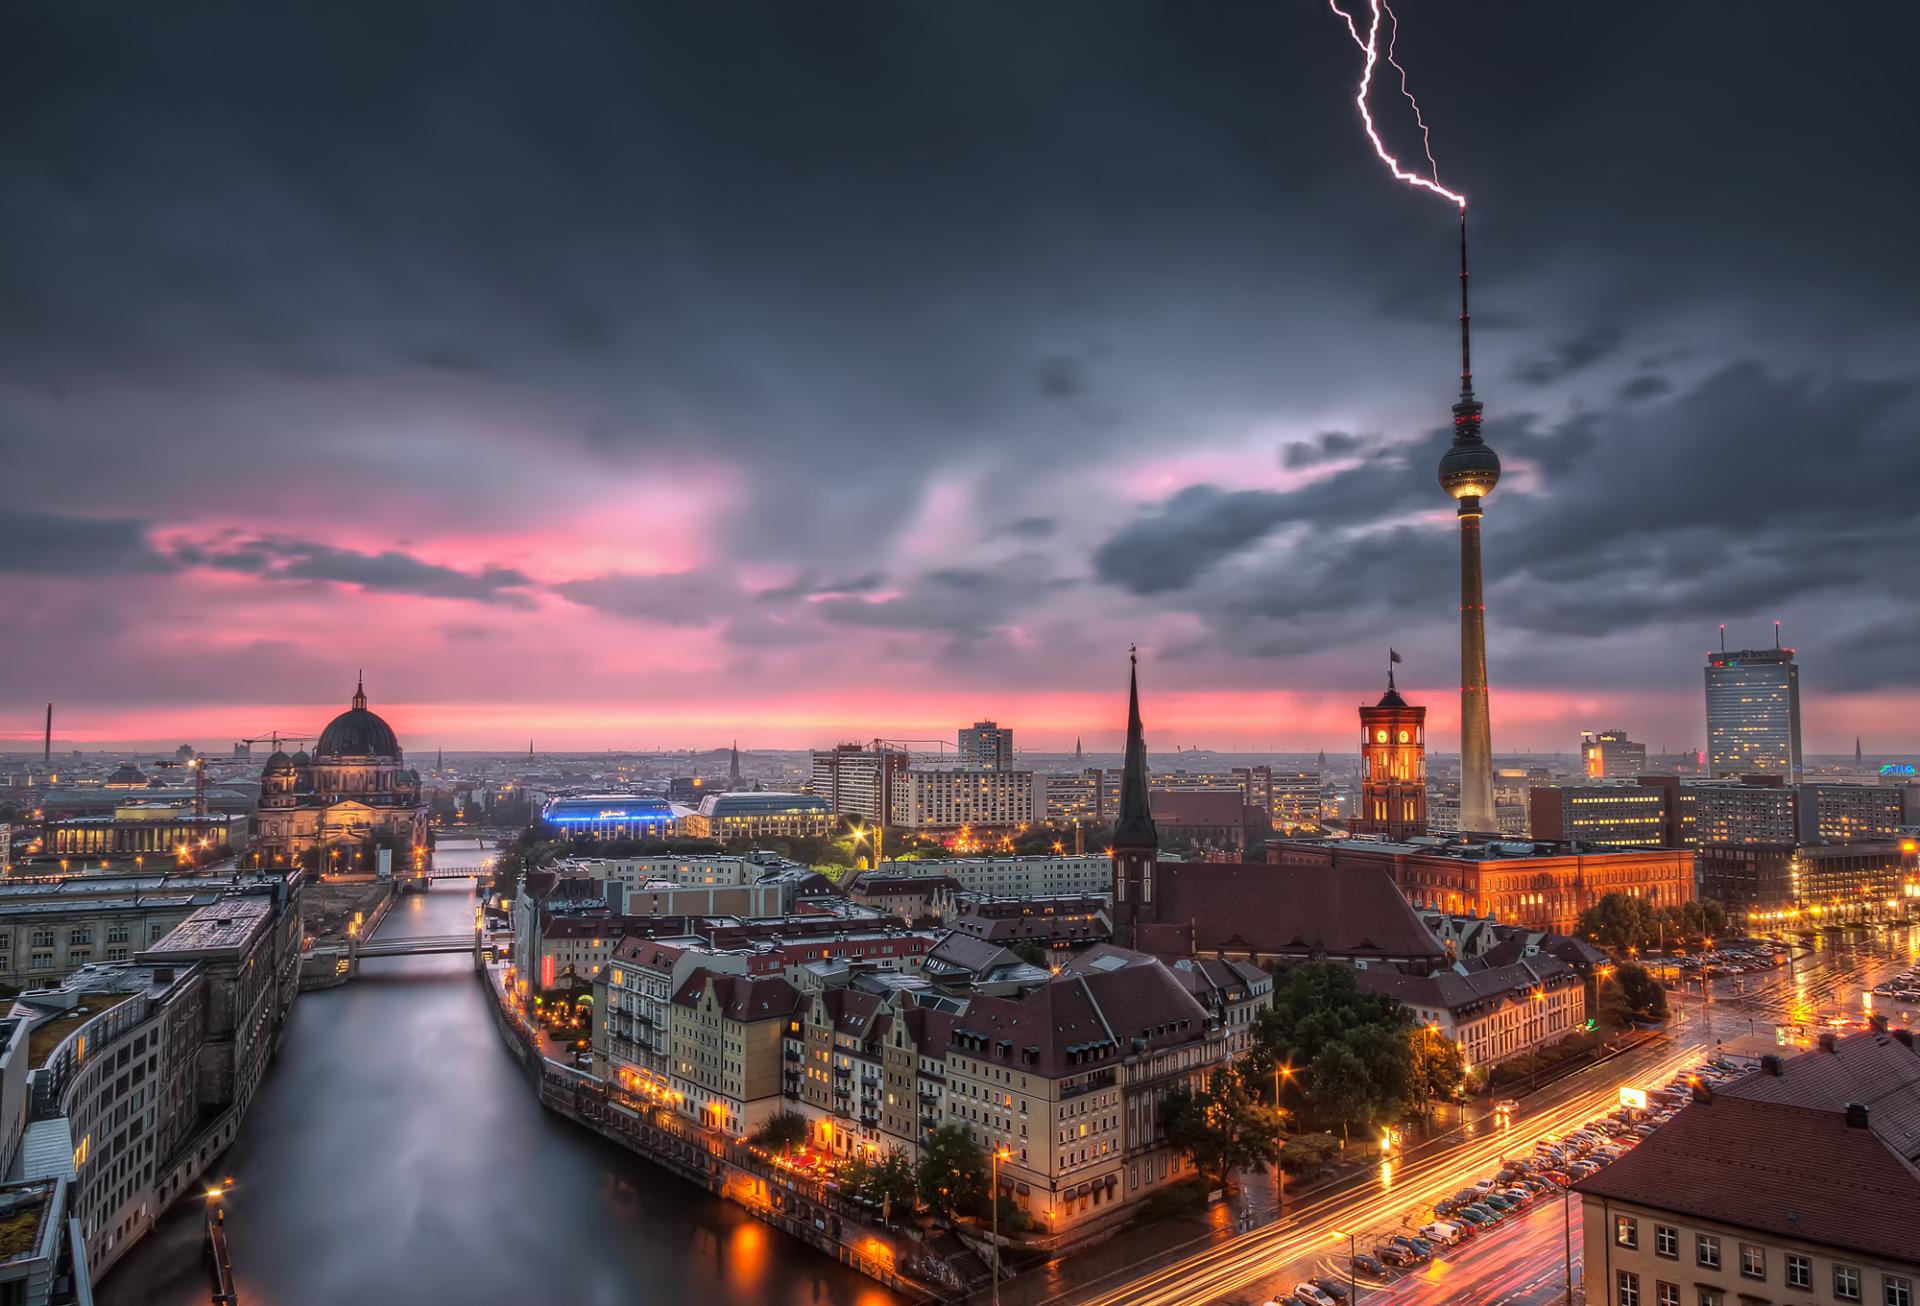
[354,933,480,959]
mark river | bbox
[100,842,900,1306]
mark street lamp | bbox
[991,1145,1011,1306]
[1331,1229,1357,1302]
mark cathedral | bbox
[252,678,428,873]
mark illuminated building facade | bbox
[678,791,834,840]
[540,795,678,839]
[1581,729,1647,778]
[808,744,908,824]
[1528,785,1672,849]
[1706,647,1803,781]
[1353,676,1427,839]
[1274,835,1697,936]
[887,767,1038,830]
[1355,954,1582,1072]
[667,969,802,1138]
[252,679,428,871]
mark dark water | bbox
[101,870,899,1306]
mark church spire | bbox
[1112,647,1157,851]
[352,672,367,712]
[729,739,741,784]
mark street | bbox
[1038,922,1919,1306]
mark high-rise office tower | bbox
[1437,212,1500,833]
[1705,646,1802,782]
[958,720,1014,771]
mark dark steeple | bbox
[729,739,741,784]
[1112,648,1157,851]
[1856,736,1864,765]
[352,671,367,712]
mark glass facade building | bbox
[1705,649,1802,782]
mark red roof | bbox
[1149,860,1445,963]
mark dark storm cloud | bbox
[177,537,535,606]
[1100,364,1920,688]
[995,517,1057,541]
[1512,326,1624,386]
[0,508,171,575]
[1282,431,1366,470]
[1617,375,1673,402]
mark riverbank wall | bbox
[479,967,958,1303]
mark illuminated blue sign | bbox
[1881,763,1916,777]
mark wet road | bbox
[99,849,898,1306]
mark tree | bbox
[1304,1042,1376,1143]
[1410,1025,1466,1115]
[1252,963,1421,1135]
[1611,961,1668,1023]
[1009,939,1049,969]
[1162,1065,1284,1192]
[864,1148,919,1221]
[916,1124,988,1221]
[1277,1132,1343,1178]
[750,1110,812,1155]
[1578,892,1660,953]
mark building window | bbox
[1698,1292,1721,1306]
[1739,1244,1764,1280]
[1888,1276,1914,1306]
[1655,1285,1679,1306]
[1616,1271,1639,1306]
[1654,1225,1678,1259]
[1786,1255,1811,1289]
[1615,1216,1638,1249]
[1696,1235,1720,1270]
[1837,1265,1862,1301]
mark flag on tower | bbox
[1390,648,1403,663]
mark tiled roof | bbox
[1151,861,1446,961]
[1355,955,1576,1016]
[670,969,802,1023]
[943,960,1213,1079]
[1575,1032,1920,1265]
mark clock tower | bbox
[1354,660,1427,839]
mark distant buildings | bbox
[1576,1029,1920,1306]
[844,855,1111,900]
[957,721,1014,771]
[1580,729,1647,778]
[253,678,429,872]
[679,791,834,840]
[1706,645,1803,781]
[38,802,248,861]
[889,767,1038,830]
[540,795,678,840]
[808,744,907,825]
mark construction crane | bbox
[235,731,315,755]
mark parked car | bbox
[1375,1244,1417,1268]
[1420,1222,1461,1246]
[1310,1278,1351,1302]
[1388,1236,1433,1262]
[1351,1253,1388,1278]
[1292,1284,1336,1306]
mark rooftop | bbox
[140,894,272,957]
[25,991,138,1069]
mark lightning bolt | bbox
[1327,0,1466,209]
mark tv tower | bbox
[1436,210,1501,834]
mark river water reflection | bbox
[101,849,899,1306]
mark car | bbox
[1375,1244,1417,1268]
[1405,1236,1437,1258]
[1292,1284,1336,1306]
[1454,1208,1493,1227]
[1311,1278,1352,1302]
[1502,1187,1535,1209]
[1419,1223,1460,1247]
[1351,1253,1388,1278]
[1388,1235,1433,1261]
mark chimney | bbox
[1818,1031,1838,1054]
[1868,1014,1889,1033]
[1844,1102,1870,1129]
[1894,1028,1914,1049]
[1760,1053,1784,1077]
[1689,1080,1713,1106]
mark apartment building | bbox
[1354,954,1584,1072]
[845,855,1112,900]
[667,970,803,1138]
[888,768,1039,831]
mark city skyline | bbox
[4,5,1918,754]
